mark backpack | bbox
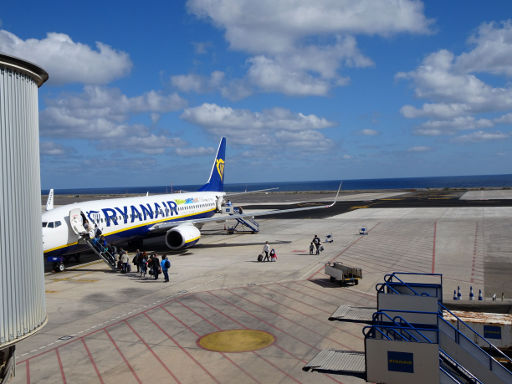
[165,260,170,269]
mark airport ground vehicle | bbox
[325,262,362,285]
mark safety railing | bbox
[439,366,464,384]
[371,310,437,344]
[439,303,512,368]
[440,348,484,384]
[86,237,117,270]
[375,272,442,298]
[438,316,512,382]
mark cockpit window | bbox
[48,222,54,228]
[55,221,62,228]
[42,222,48,227]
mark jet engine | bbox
[165,225,201,250]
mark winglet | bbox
[326,181,342,208]
[46,188,54,211]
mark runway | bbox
[18,189,512,383]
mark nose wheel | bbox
[53,262,65,272]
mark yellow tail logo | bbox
[216,158,225,181]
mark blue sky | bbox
[1,1,511,189]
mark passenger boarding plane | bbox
[42,138,339,269]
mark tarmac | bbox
[14,189,512,383]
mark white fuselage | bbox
[42,191,225,257]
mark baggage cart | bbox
[324,262,362,286]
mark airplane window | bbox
[48,222,54,228]
[42,222,48,227]
[55,221,62,227]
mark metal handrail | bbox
[378,273,421,296]
[371,312,419,342]
[439,365,463,384]
[439,316,512,376]
[363,324,437,342]
[374,310,438,344]
[439,303,512,366]
[440,348,484,384]
[362,325,391,340]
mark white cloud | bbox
[187,0,431,53]
[171,71,225,93]
[181,103,336,151]
[454,130,509,143]
[40,141,71,156]
[247,55,331,96]
[400,103,471,119]
[186,0,431,96]
[0,30,132,85]
[398,20,512,139]
[407,145,430,152]
[176,146,216,156]
[456,20,512,76]
[343,154,352,159]
[40,86,187,154]
[361,129,379,136]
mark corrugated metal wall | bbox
[0,56,48,348]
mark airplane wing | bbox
[149,183,341,232]
[225,187,279,197]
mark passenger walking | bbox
[262,241,270,262]
[140,253,147,279]
[312,235,321,255]
[161,255,171,283]
[120,249,129,273]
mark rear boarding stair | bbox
[304,272,512,383]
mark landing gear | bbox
[53,262,65,272]
[48,256,65,272]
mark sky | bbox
[1,1,512,189]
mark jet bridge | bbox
[304,272,512,383]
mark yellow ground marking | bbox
[350,205,369,210]
[428,197,451,200]
[45,290,58,293]
[380,198,403,201]
[198,329,275,352]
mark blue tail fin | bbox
[198,137,226,192]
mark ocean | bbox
[43,174,512,195]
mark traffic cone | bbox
[469,286,474,300]
[453,290,457,300]
[457,286,461,300]
[478,289,483,301]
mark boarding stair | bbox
[228,207,259,233]
[368,273,512,383]
[305,272,512,383]
[83,237,117,271]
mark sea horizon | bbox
[42,173,512,195]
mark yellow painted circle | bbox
[197,329,275,352]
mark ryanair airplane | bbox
[42,137,338,269]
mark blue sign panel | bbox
[388,351,414,373]
[484,325,501,339]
